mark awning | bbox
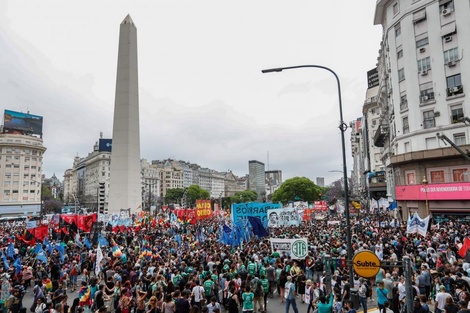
[441,21,456,37]
[413,10,426,23]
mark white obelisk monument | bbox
[108,15,142,214]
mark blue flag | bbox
[7,243,15,259]
[2,252,9,270]
[98,235,109,247]
[13,257,22,274]
[248,216,268,237]
[36,248,48,264]
[54,244,65,263]
[223,224,232,234]
[44,238,53,254]
[175,234,182,247]
[34,243,42,254]
[84,236,92,249]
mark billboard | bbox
[98,139,112,152]
[3,110,43,136]
[367,68,379,89]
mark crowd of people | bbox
[0,212,469,313]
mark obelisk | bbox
[108,15,142,214]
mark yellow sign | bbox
[352,201,361,209]
[352,251,381,278]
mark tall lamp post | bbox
[262,64,353,287]
[422,176,429,215]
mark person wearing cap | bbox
[435,285,451,313]
[285,276,299,313]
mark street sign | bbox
[352,250,381,278]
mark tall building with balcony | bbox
[248,160,266,199]
[0,110,46,216]
[373,0,470,219]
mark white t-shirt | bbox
[192,286,205,302]
[435,292,451,310]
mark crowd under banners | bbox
[267,208,301,228]
[269,238,308,259]
[406,212,430,237]
[231,202,281,225]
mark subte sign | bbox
[352,251,381,278]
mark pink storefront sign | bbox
[395,182,470,200]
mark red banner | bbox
[302,209,314,221]
[195,200,212,220]
[173,209,197,224]
[314,201,328,211]
[76,213,97,232]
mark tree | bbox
[187,185,210,207]
[165,188,186,205]
[43,199,63,214]
[231,190,258,203]
[271,177,325,204]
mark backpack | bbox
[365,283,372,298]
[254,280,263,297]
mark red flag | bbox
[77,215,94,232]
[459,237,470,257]
[31,226,49,241]
[16,234,36,246]
[60,227,69,235]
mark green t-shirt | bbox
[261,278,269,293]
[272,252,280,258]
[211,274,218,283]
[247,263,256,275]
[259,266,266,277]
[204,280,214,296]
[242,292,254,310]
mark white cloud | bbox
[0,0,382,185]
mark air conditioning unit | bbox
[445,36,453,43]
[448,60,457,67]
[421,70,428,76]
[442,8,452,16]
[451,86,460,93]
[421,95,429,102]
[420,47,426,53]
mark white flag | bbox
[417,215,430,237]
[95,244,103,276]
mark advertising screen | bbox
[99,139,112,152]
[3,110,43,135]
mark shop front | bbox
[395,182,470,218]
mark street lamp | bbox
[262,64,353,287]
[422,176,429,215]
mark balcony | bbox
[447,85,463,97]
[420,92,435,104]
[373,124,389,147]
[400,100,408,111]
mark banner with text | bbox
[196,200,213,220]
[406,212,430,237]
[231,202,281,225]
[270,238,308,259]
[267,208,301,228]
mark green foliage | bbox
[165,188,185,204]
[231,190,258,203]
[271,177,324,204]
[187,185,210,207]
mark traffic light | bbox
[98,182,106,214]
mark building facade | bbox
[372,0,470,219]
[248,160,266,199]
[0,133,46,216]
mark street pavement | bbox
[19,285,434,313]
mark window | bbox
[403,117,410,134]
[423,110,436,129]
[420,88,434,103]
[444,47,459,63]
[450,105,464,123]
[397,49,403,59]
[418,57,431,72]
[395,23,401,37]
[447,74,463,96]
[398,68,405,81]
[406,172,416,185]
[440,0,454,12]
[416,37,429,48]
[404,142,410,152]
[372,119,377,127]
[400,95,408,110]
[413,9,426,23]
[453,133,466,145]
[393,2,399,15]
[430,170,445,183]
